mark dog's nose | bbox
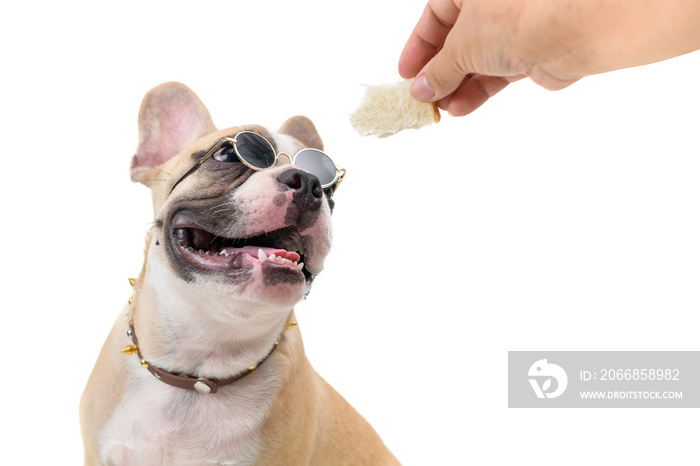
[277,169,323,200]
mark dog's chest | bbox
[100,369,279,466]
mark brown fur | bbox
[255,323,399,465]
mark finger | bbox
[399,0,461,79]
[436,72,474,109]
[410,9,479,102]
[439,74,512,116]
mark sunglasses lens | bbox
[294,149,337,187]
[235,132,276,169]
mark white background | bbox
[2,1,699,464]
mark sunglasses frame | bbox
[169,131,345,195]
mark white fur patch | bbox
[100,367,280,465]
[268,131,302,159]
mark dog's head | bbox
[130,82,335,311]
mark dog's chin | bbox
[167,212,316,303]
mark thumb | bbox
[410,30,472,102]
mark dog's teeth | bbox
[219,250,229,257]
[256,250,302,270]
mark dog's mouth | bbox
[170,213,310,280]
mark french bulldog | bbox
[80,82,399,465]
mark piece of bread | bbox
[350,79,441,138]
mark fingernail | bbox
[411,74,436,102]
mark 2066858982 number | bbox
[599,368,680,381]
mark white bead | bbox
[194,381,212,394]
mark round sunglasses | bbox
[169,131,345,195]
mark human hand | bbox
[399,0,700,117]
[398,0,589,116]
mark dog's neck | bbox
[130,256,294,381]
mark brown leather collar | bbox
[122,323,281,394]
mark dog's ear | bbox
[130,82,216,183]
[279,116,323,151]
